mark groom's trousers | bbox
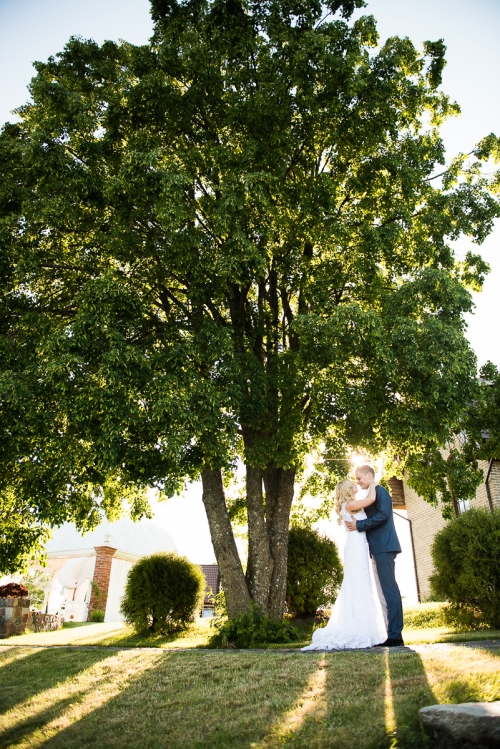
[372,552,404,639]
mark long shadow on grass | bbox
[326,650,388,748]
[28,651,322,749]
[269,648,437,749]
[277,650,388,749]
[0,647,121,748]
[386,649,436,748]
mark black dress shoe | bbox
[375,637,404,647]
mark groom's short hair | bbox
[357,464,375,478]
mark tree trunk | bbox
[201,467,251,617]
[245,464,274,613]
[201,462,295,622]
[264,465,296,621]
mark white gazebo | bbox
[45,518,177,623]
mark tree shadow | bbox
[2,650,322,749]
[0,647,440,749]
[0,647,121,747]
[385,648,436,748]
[258,648,437,749]
[292,649,389,748]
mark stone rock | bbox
[420,702,500,749]
[31,612,64,633]
[0,596,32,638]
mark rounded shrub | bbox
[286,526,343,617]
[430,508,500,629]
[120,552,205,634]
[89,608,105,623]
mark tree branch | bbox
[158,288,191,319]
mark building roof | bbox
[46,517,177,559]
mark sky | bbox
[0,0,498,571]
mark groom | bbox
[345,465,404,646]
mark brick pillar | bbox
[88,546,116,620]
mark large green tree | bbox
[1,0,499,617]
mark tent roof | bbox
[46,517,177,559]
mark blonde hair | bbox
[335,478,355,524]
[356,464,375,478]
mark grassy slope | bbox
[0,644,499,749]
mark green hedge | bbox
[430,508,500,629]
[120,552,205,634]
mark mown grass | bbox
[0,643,499,748]
[4,618,214,649]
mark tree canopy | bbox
[406,361,500,517]
[1,0,499,616]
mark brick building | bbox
[390,459,500,600]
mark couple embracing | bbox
[303,464,404,651]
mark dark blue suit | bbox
[355,485,403,639]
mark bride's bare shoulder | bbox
[341,501,356,517]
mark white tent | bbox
[45,518,177,622]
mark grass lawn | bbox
[1,642,499,748]
[1,604,499,747]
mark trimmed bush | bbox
[120,552,205,634]
[286,526,343,617]
[430,508,500,629]
[89,608,105,623]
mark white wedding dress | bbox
[302,503,388,650]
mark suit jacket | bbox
[355,485,401,555]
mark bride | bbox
[302,477,387,650]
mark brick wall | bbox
[403,483,448,600]
[0,597,32,638]
[87,546,116,620]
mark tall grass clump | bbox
[208,600,301,649]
